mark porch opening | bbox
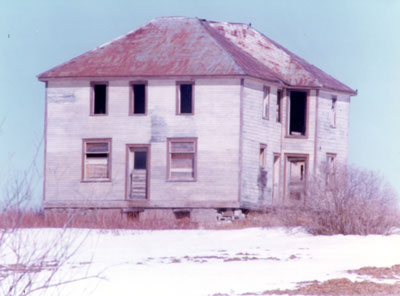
[287,156,307,201]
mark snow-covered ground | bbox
[5,227,400,295]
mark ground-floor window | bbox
[167,138,197,181]
[82,139,111,181]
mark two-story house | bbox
[38,17,356,221]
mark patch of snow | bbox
[8,227,400,296]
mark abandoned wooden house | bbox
[38,17,356,222]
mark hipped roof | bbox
[38,17,356,95]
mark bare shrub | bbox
[0,153,99,295]
[305,163,399,235]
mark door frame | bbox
[283,153,309,204]
[272,153,281,204]
[125,144,151,200]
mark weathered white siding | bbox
[45,77,351,210]
[45,78,241,208]
[316,91,351,165]
[240,78,282,208]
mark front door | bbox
[129,147,148,199]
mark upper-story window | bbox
[276,90,282,123]
[177,82,194,115]
[330,96,337,128]
[130,82,147,115]
[91,82,108,115]
[262,86,270,120]
[288,90,307,136]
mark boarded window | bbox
[84,140,111,180]
[289,91,307,136]
[263,87,269,119]
[133,84,146,114]
[93,84,107,115]
[178,83,193,114]
[168,139,196,180]
[276,90,282,123]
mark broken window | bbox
[131,83,146,115]
[262,87,270,119]
[326,153,336,165]
[92,83,107,115]
[330,96,337,128]
[288,91,307,136]
[168,138,197,181]
[276,90,282,123]
[288,156,307,200]
[83,139,111,180]
[177,83,194,114]
[259,144,267,168]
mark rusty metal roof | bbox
[38,17,356,94]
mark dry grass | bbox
[0,208,300,230]
[348,264,400,280]
[240,278,400,295]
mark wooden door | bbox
[129,148,148,199]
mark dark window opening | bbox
[276,90,282,123]
[87,153,108,158]
[134,151,147,170]
[180,84,193,114]
[133,84,146,114]
[289,91,307,136]
[94,84,107,114]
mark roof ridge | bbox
[195,18,246,76]
[199,19,286,84]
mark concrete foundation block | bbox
[190,209,217,224]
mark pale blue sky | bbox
[1,0,399,206]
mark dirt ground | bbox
[224,265,400,296]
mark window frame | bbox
[90,82,109,116]
[259,144,267,169]
[129,81,148,116]
[262,86,270,120]
[176,81,195,115]
[82,138,112,182]
[276,89,282,123]
[167,137,197,182]
[286,89,310,138]
[330,96,337,128]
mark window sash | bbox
[84,141,110,180]
[168,139,196,181]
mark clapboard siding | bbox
[316,90,350,165]
[45,78,241,208]
[45,78,351,210]
[240,78,282,208]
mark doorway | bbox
[127,145,149,200]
